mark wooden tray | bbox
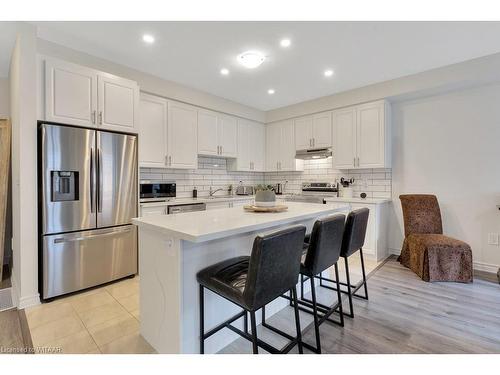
[243,205,288,213]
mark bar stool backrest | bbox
[304,214,346,275]
[340,208,370,258]
[243,225,306,310]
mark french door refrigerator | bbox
[39,123,138,299]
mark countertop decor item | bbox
[254,184,276,207]
[243,205,288,213]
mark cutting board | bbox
[243,205,288,213]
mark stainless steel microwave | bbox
[140,181,176,202]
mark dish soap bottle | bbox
[193,186,198,198]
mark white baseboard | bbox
[10,275,41,309]
[389,247,401,256]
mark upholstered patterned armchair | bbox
[399,194,473,283]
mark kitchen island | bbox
[132,202,349,354]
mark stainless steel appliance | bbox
[285,182,339,204]
[236,185,254,196]
[167,202,206,214]
[39,123,138,300]
[295,148,332,160]
[140,181,176,202]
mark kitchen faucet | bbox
[209,186,224,197]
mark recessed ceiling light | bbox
[268,89,275,95]
[280,39,291,48]
[237,51,266,69]
[324,69,334,77]
[220,68,229,76]
[142,34,155,44]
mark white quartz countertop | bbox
[140,195,257,207]
[132,202,349,243]
[322,197,391,204]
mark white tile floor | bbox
[24,254,380,354]
[25,276,154,354]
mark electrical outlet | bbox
[487,233,499,246]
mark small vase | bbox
[255,190,276,207]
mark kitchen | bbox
[1,13,500,366]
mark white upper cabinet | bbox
[332,107,356,169]
[167,101,198,169]
[44,57,139,132]
[228,119,265,172]
[45,58,98,127]
[294,112,332,150]
[218,115,238,158]
[333,100,391,170]
[139,93,168,168]
[197,109,219,156]
[266,120,303,172]
[97,74,139,133]
[197,112,237,158]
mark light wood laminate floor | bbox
[220,258,500,354]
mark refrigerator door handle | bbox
[97,147,103,213]
[53,227,134,244]
[90,147,95,213]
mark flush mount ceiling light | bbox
[267,89,275,95]
[220,68,229,76]
[280,38,291,48]
[142,34,155,44]
[237,51,266,69]
[324,69,334,77]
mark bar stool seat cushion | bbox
[197,256,250,308]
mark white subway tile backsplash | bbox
[140,156,392,199]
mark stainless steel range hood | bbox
[295,148,332,160]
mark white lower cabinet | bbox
[349,202,389,262]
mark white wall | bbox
[9,23,39,308]
[0,78,9,117]
[389,83,500,272]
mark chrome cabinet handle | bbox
[354,157,356,167]
[169,155,172,166]
[313,138,315,147]
[220,146,223,155]
[357,157,360,167]
[98,111,103,125]
[165,155,168,166]
[91,110,96,124]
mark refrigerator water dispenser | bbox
[51,171,79,201]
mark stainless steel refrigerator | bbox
[39,123,138,300]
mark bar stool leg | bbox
[309,276,321,353]
[199,285,205,354]
[291,287,303,354]
[360,248,369,299]
[334,263,344,327]
[344,256,354,318]
[300,274,305,300]
[250,311,258,354]
[244,311,248,334]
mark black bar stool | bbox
[197,225,306,354]
[262,214,345,353]
[314,208,370,318]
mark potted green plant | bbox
[254,184,276,207]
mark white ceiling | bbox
[4,22,500,110]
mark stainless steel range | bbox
[39,123,138,300]
[285,182,339,204]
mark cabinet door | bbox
[333,107,356,169]
[312,112,332,148]
[251,122,266,172]
[45,58,98,127]
[294,116,313,150]
[350,203,376,256]
[140,205,166,216]
[197,109,219,156]
[139,93,167,168]
[167,102,198,169]
[356,102,385,168]
[218,115,238,157]
[266,123,280,171]
[98,74,139,133]
[236,119,251,171]
[280,120,299,171]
